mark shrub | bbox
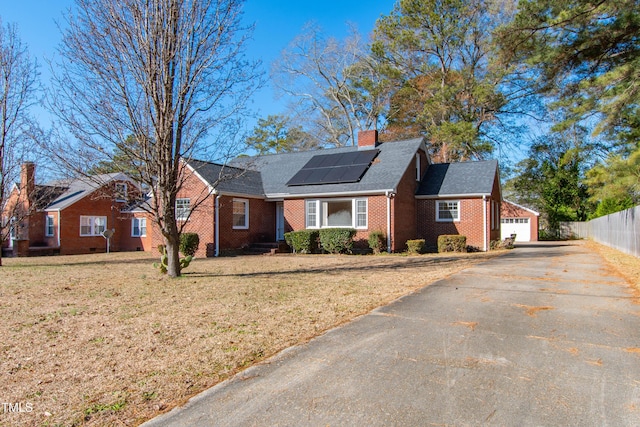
[179,233,200,257]
[437,235,467,253]
[368,231,386,254]
[319,228,356,254]
[406,239,425,255]
[284,230,319,254]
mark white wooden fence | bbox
[561,205,640,258]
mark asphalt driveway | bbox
[143,241,640,426]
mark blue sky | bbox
[2,0,396,127]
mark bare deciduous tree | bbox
[272,23,389,147]
[0,20,40,267]
[48,0,262,276]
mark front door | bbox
[276,202,285,241]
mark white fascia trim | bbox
[265,189,395,200]
[416,193,491,199]
[503,199,540,216]
[215,190,265,200]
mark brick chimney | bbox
[20,162,35,197]
[357,130,379,149]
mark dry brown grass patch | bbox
[584,240,640,299]
[0,250,498,426]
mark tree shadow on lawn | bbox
[2,254,157,268]
[183,254,491,279]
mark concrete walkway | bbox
[143,242,640,426]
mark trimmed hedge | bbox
[437,235,467,253]
[179,233,200,256]
[368,230,386,254]
[319,228,356,254]
[406,239,425,255]
[284,230,319,254]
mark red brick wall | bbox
[216,195,275,252]
[417,198,487,250]
[146,167,275,257]
[416,169,502,251]
[172,169,215,258]
[118,212,154,253]
[56,189,125,255]
[391,153,425,251]
[501,201,539,241]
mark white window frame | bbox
[80,216,107,236]
[305,198,368,229]
[436,200,460,222]
[306,200,319,228]
[232,198,249,229]
[115,182,128,202]
[132,217,147,237]
[176,198,190,221]
[45,215,55,237]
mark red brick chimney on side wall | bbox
[358,130,379,149]
[20,162,36,205]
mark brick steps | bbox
[244,242,290,255]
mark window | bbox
[491,201,497,230]
[502,218,528,224]
[415,153,421,181]
[306,200,318,228]
[306,198,368,229]
[436,201,459,222]
[176,198,190,221]
[45,215,55,237]
[115,182,128,202]
[9,217,17,240]
[323,200,353,227]
[80,216,107,236]
[356,199,367,228]
[132,217,147,237]
[232,198,249,229]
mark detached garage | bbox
[501,200,540,242]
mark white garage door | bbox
[501,218,531,242]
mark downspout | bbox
[483,195,487,252]
[56,211,61,248]
[385,190,396,253]
[215,193,221,257]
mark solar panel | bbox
[287,149,379,186]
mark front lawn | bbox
[0,250,499,426]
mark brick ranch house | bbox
[1,162,148,256]
[162,130,502,257]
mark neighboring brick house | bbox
[173,130,502,255]
[500,200,539,242]
[1,163,146,256]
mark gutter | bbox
[385,190,396,253]
[214,191,221,257]
[416,193,491,200]
[483,195,487,252]
[265,189,395,200]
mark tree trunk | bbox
[164,232,181,278]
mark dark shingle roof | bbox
[229,138,425,197]
[186,159,264,197]
[416,160,498,197]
